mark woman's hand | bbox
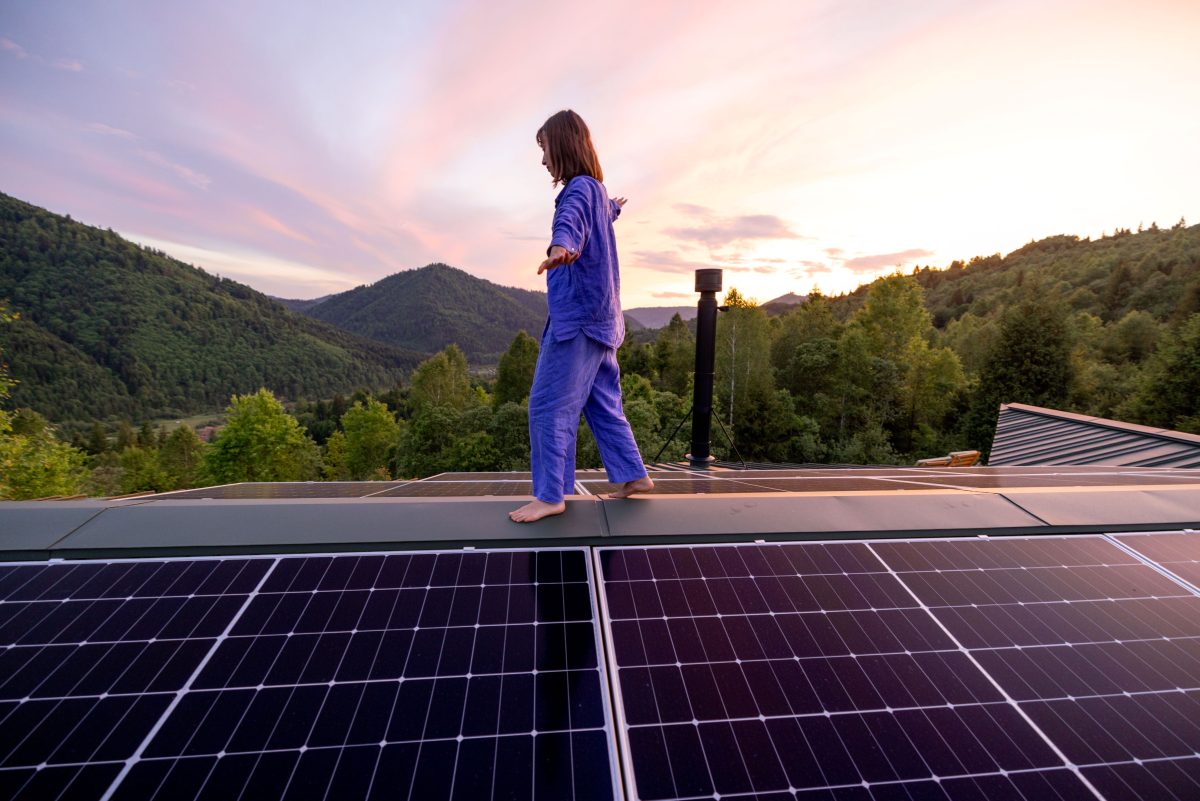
[538,245,579,274]
[613,197,627,208]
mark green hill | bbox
[303,263,548,362]
[0,192,423,422]
[836,222,1200,327]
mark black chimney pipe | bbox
[688,269,722,468]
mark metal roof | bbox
[989,402,1200,468]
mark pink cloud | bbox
[797,260,833,274]
[246,206,314,246]
[665,205,802,247]
[73,149,189,207]
[52,58,83,72]
[840,248,934,273]
[139,150,211,190]
[1,37,28,58]
[85,122,138,140]
[631,249,710,274]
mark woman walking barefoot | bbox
[509,110,653,523]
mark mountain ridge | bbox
[300,264,549,362]
[0,192,423,421]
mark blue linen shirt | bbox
[545,175,625,348]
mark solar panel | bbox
[1113,531,1200,588]
[881,474,1200,490]
[580,477,786,495]
[150,482,409,500]
[375,481,537,497]
[736,477,965,493]
[0,558,271,800]
[0,549,620,801]
[596,536,1200,800]
[873,535,1200,800]
[423,472,534,481]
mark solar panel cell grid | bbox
[1084,757,1200,801]
[9,532,1200,800]
[1115,531,1200,589]
[597,535,1200,800]
[596,541,1102,800]
[0,558,271,801]
[3,764,123,801]
[875,534,1200,800]
[0,549,618,801]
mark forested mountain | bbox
[624,306,696,328]
[302,264,548,361]
[626,293,803,327]
[762,292,807,315]
[0,192,423,422]
[838,221,1200,328]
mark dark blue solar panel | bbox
[0,558,270,800]
[10,533,1200,800]
[872,534,1200,800]
[597,541,1102,800]
[597,536,1200,800]
[1083,756,1200,801]
[0,549,618,801]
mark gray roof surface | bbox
[3,466,1198,561]
[990,402,1200,467]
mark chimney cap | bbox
[694,269,723,294]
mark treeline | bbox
[7,278,1199,499]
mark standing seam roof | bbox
[990,403,1200,467]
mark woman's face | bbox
[539,140,554,179]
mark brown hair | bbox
[536,110,603,188]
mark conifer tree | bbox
[653,314,694,397]
[493,331,539,407]
[964,296,1074,454]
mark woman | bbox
[509,110,653,523]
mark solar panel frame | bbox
[876,474,1200,490]
[373,481,539,497]
[0,556,275,801]
[593,534,1200,800]
[422,472,535,481]
[145,482,411,501]
[0,547,625,801]
[592,539,1110,800]
[874,533,1200,800]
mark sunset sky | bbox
[2,0,1198,307]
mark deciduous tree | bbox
[342,398,400,479]
[202,389,321,483]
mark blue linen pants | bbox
[528,331,648,504]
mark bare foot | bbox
[605,476,655,499]
[508,499,567,523]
